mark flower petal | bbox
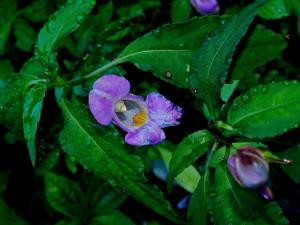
[146,92,183,128]
[89,90,114,125]
[93,75,130,100]
[190,0,220,15]
[125,121,166,146]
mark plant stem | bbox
[67,60,118,86]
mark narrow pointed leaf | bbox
[278,146,300,183]
[167,130,213,191]
[23,83,47,166]
[227,81,300,138]
[59,99,183,224]
[189,0,266,120]
[35,0,96,65]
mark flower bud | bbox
[227,146,269,188]
[190,0,220,15]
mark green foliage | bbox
[59,99,183,224]
[230,25,287,85]
[171,0,192,22]
[118,16,227,88]
[0,199,29,225]
[23,83,47,166]
[167,130,213,191]
[44,172,86,220]
[0,0,17,55]
[259,0,291,19]
[221,80,239,102]
[157,144,201,193]
[227,81,300,138]
[210,164,288,225]
[189,0,266,120]
[35,0,96,66]
[278,146,300,183]
[13,19,36,52]
[89,210,136,225]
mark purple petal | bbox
[146,92,183,128]
[235,152,269,188]
[89,90,114,125]
[93,75,130,100]
[125,121,166,146]
[190,0,220,15]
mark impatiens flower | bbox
[227,146,269,188]
[190,0,220,15]
[89,75,182,146]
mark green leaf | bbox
[187,163,210,225]
[278,146,300,183]
[0,199,29,225]
[59,99,183,224]
[0,171,9,194]
[13,19,36,52]
[210,164,288,225]
[189,0,266,120]
[0,0,17,55]
[171,0,192,23]
[0,75,31,135]
[259,0,291,20]
[35,0,96,65]
[227,81,300,138]
[167,130,213,191]
[44,172,86,221]
[117,16,229,88]
[157,144,201,193]
[231,25,287,83]
[0,60,14,77]
[23,83,47,166]
[23,0,52,23]
[90,210,136,225]
[221,80,239,102]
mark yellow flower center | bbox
[133,111,148,127]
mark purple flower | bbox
[190,0,220,15]
[227,146,269,188]
[89,75,183,146]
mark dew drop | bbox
[191,88,198,94]
[60,137,67,145]
[207,32,215,39]
[260,85,268,95]
[220,20,226,25]
[186,64,191,73]
[76,15,84,23]
[231,102,238,111]
[252,87,258,94]
[209,192,216,198]
[152,28,162,38]
[241,94,250,104]
[108,179,117,187]
[82,164,88,170]
[164,71,172,78]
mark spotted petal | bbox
[146,92,183,128]
[93,75,130,100]
[125,121,166,146]
[89,90,114,125]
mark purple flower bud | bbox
[89,75,183,146]
[190,0,220,15]
[227,146,269,188]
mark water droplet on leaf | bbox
[164,71,172,78]
[241,94,250,104]
[191,88,198,94]
[260,85,268,95]
[60,137,67,145]
[152,28,161,38]
[284,81,290,86]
